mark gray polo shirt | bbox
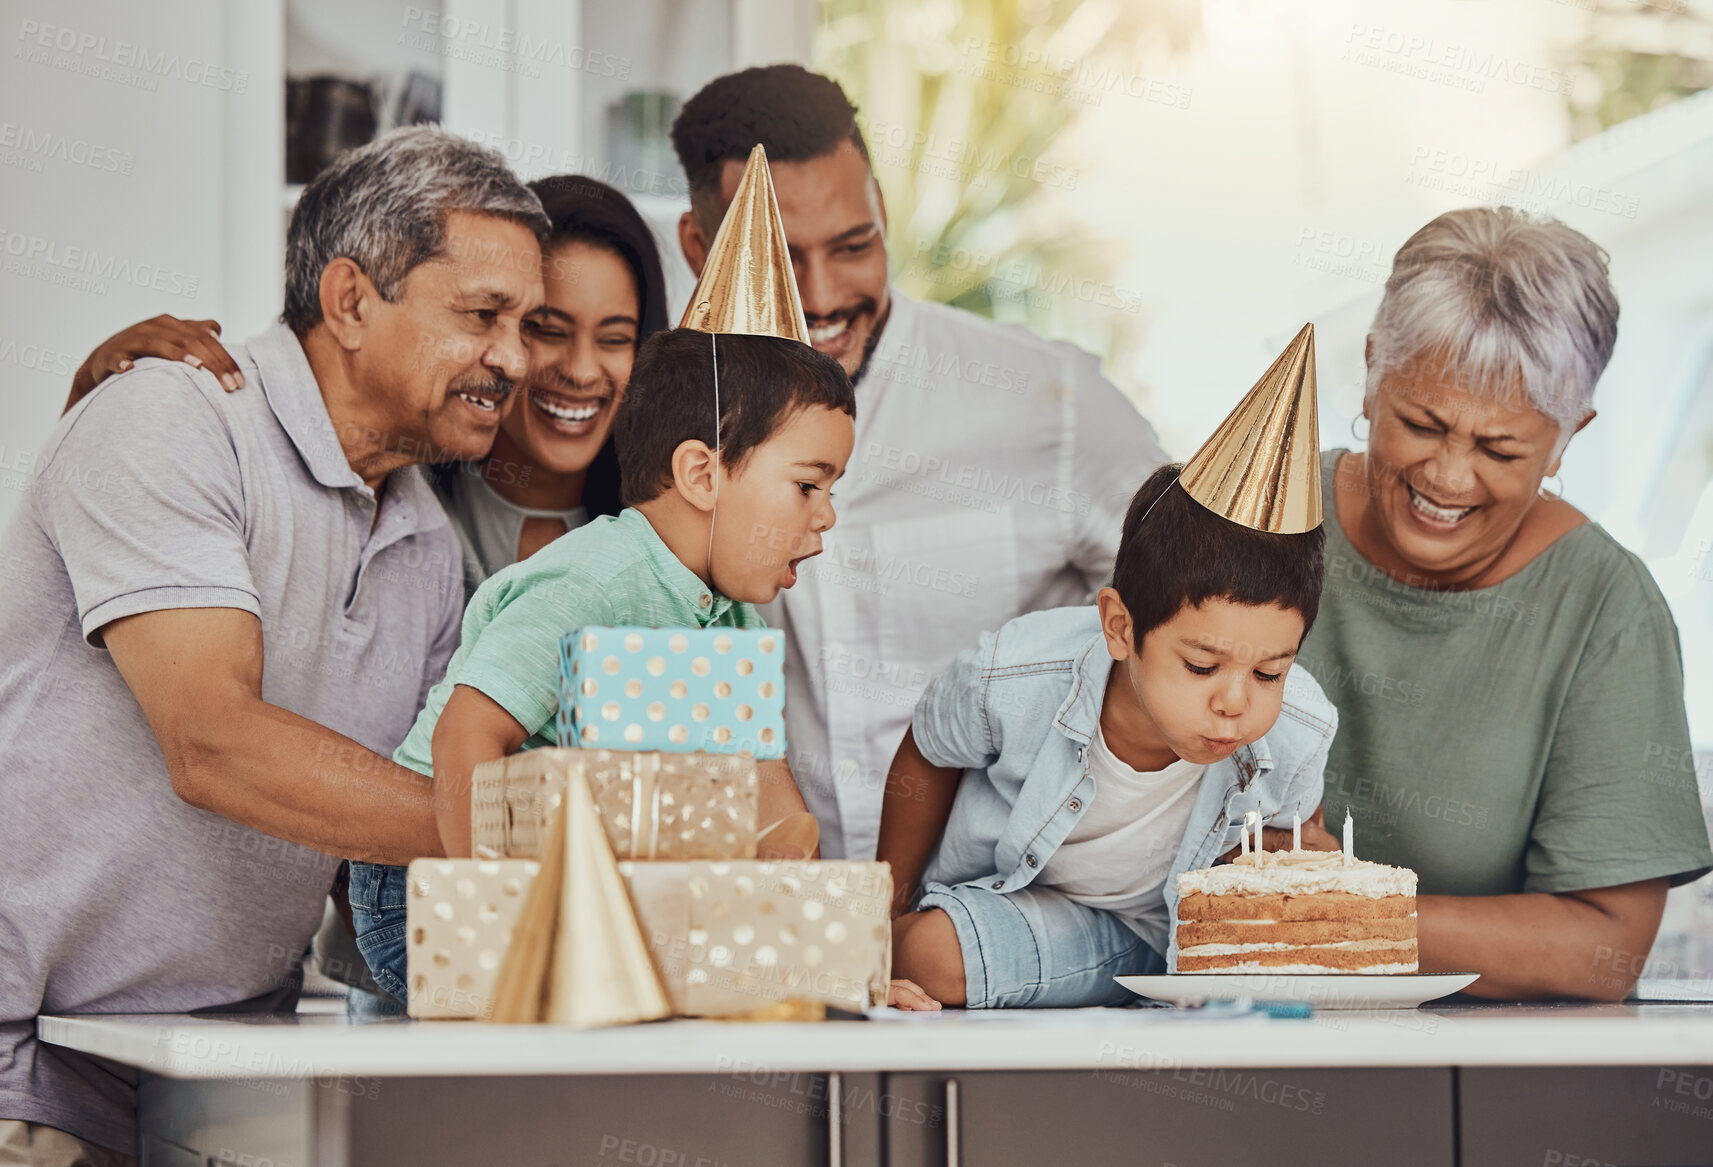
[0,323,463,1152]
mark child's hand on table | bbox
[887,978,941,1011]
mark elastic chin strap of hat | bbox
[1120,471,1176,746]
[1135,472,1180,528]
[705,333,721,591]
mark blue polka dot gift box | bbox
[558,626,786,759]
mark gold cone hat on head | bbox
[1179,323,1322,534]
[679,144,810,345]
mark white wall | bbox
[0,0,808,537]
[0,0,283,535]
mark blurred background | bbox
[2,0,1710,984]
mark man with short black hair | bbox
[0,125,547,1162]
[671,66,1168,861]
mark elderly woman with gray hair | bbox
[1297,206,1712,1001]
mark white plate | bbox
[1115,971,1479,1010]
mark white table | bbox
[41,1002,1713,1166]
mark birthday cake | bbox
[1174,849,1418,974]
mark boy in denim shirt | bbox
[879,462,1338,1009]
[348,328,855,1005]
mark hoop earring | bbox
[1539,474,1563,500]
[1350,415,1371,443]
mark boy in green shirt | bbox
[349,326,855,1005]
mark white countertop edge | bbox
[38,1011,1713,1079]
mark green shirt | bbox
[1298,449,1711,898]
[394,507,765,776]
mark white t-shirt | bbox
[1039,725,1205,940]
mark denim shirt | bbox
[912,605,1338,965]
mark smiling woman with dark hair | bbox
[1299,206,1712,1001]
[430,173,671,592]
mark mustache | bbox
[448,372,515,404]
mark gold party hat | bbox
[1179,323,1322,534]
[488,772,670,1027]
[679,144,811,345]
[547,770,671,1027]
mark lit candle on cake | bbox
[1241,810,1255,856]
[1342,808,1354,867]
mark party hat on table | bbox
[547,769,671,1026]
[1179,323,1322,534]
[488,770,670,1027]
[678,144,811,345]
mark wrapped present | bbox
[557,626,786,758]
[404,858,539,1019]
[412,780,675,1026]
[621,859,893,1016]
[405,853,892,1020]
[472,748,759,862]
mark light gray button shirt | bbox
[0,322,462,1152]
[759,289,1168,861]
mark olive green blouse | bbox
[1298,449,1712,897]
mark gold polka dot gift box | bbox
[405,858,540,1020]
[557,626,786,758]
[621,859,893,1017]
[404,856,893,1019]
[471,747,759,862]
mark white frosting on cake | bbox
[1176,849,1416,898]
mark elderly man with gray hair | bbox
[0,126,547,1164]
[1298,205,1712,1001]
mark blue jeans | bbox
[347,861,411,1006]
[917,879,1164,1008]
[347,983,407,1022]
